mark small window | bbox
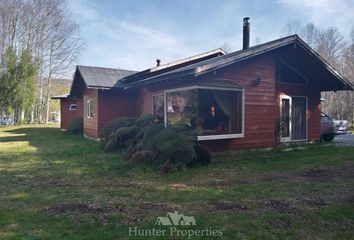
[152,94,164,122]
[87,99,93,118]
[279,60,307,85]
[69,104,77,111]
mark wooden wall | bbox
[97,90,137,137]
[83,88,98,139]
[60,97,83,130]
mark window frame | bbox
[162,86,245,141]
[278,59,308,86]
[279,95,308,143]
[69,104,77,111]
[87,99,93,118]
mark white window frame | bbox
[163,86,245,141]
[87,99,93,118]
[280,95,308,142]
[69,104,77,111]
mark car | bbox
[320,112,335,142]
[333,120,349,134]
[0,117,14,126]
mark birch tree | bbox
[0,0,84,123]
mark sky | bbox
[67,0,354,72]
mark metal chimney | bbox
[243,17,250,50]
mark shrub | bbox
[102,114,211,173]
[101,117,136,140]
[67,118,83,134]
[103,126,138,152]
[189,144,211,166]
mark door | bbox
[280,96,307,142]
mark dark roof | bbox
[77,65,137,88]
[127,35,353,91]
[118,48,226,85]
[51,94,69,99]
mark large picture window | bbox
[157,86,244,140]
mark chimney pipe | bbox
[156,59,161,67]
[243,17,250,50]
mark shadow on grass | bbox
[0,126,136,179]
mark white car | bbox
[0,118,14,126]
[333,120,349,134]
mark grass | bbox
[0,124,353,239]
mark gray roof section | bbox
[77,65,137,88]
[51,94,69,99]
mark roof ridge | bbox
[77,65,137,72]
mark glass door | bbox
[280,96,291,142]
[291,97,307,141]
[280,96,307,142]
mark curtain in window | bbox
[211,90,241,133]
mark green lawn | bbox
[0,125,353,240]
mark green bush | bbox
[101,117,136,140]
[67,118,83,134]
[102,114,211,173]
[103,126,138,152]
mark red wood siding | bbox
[83,89,99,139]
[138,54,278,151]
[60,98,83,130]
[97,90,137,137]
[203,54,277,151]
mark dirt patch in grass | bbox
[192,178,255,187]
[44,201,176,225]
[302,168,334,181]
[96,180,150,188]
[122,202,177,225]
[195,200,248,213]
[28,177,74,188]
[45,203,121,214]
[269,216,292,229]
[297,196,327,209]
[302,163,354,182]
[262,200,298,214]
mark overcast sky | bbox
[67,0,354,71]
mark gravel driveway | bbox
[332,133,354,146]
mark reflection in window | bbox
[165,88,243,136]
[152,94,164,122]
[87,99,93,118]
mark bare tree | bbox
[316,27,347,66]
[0,0,84,123]
[280,19,353,122]
[281,18,302,36]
